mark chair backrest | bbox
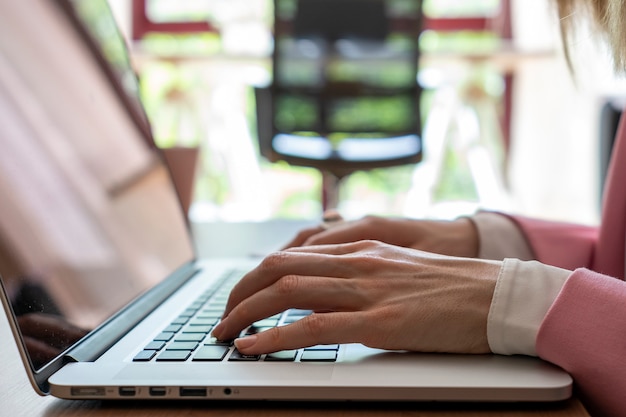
[293,0,390,42]
[270,0,423,134]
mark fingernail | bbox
[211,319,226,339]
[235,335,258,351]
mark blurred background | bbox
[108,0,626,226]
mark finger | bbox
[223,245,370,316]
[282,211,344,249]
[215,275,367,341]
[282,225,353,249]
[281,226,325,249]
[234,311,366,355]
[301,222,370,246]
[283,239,381,255]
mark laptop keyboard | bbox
[132,269,339,363]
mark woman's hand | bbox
[212,240,500,356]
[283,216,480,258]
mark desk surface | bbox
[1,221,590,417]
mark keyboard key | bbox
[183,325,212,334]
[229,349,260,361]
[174,333,205,342]
[205,310,223,316]
[163,324,182,333]
[245,326,274,335]
[204,336,233,346]
[300,350,337,362]
[188,318,218,326]
[193,345,230,361]
[304,344,340,351]
[156,350,191,361]
[144,341,166,351]
[265,350,298,362]
[282,317,301,324]
[133,350,157,362]
[171,316,190,325]
[180,308,199,317]
[288,309,313,317]
[283,310,311,322]
[153,332,175,342]
[252,318,279,327]
[167,342,199,351]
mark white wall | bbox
[509,0,626,225]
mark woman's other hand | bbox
[283,216,479,259]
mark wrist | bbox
[445,217,480,258]
[408,217,479,258]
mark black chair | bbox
[255,0,423,209]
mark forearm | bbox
[536,270,626,417]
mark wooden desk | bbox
[1,221,590,417]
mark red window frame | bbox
[423,0,512,40]
[422,0,514,154]
[131,0,218,40]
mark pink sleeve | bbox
[503,214,598,271]
[510,109,626,416]
[536,269,626,417]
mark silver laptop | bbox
[0,0,572,402]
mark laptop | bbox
[0,0,572,402]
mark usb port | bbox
[149,387,167,397]
[70,387,105,397]
[179,387,207,397]
[118,387,136,397]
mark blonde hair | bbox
[555,0,626,72]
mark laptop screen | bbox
[65,0,154,145]
[0,0,194,371]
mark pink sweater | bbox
[508,115,626,416]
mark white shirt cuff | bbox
[470,212,534,261]
[487,258,570,356]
